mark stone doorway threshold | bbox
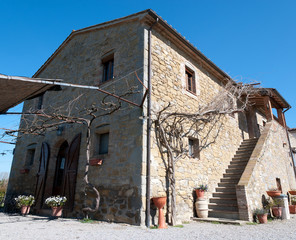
[192,217,249,225]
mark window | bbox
[37,94,44,110]
[188,138,199,158]
[185,67,196,94]
[98,132,109,154]
[24,144,37,167]
[102,54,114,82]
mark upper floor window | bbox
[188,138,199,158]
[185,67,196,94]
[37,94,44,110]
[24,143,37,167]
[102,54,114,83]
[97,132,109,155]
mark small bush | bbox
[0,179,8,208]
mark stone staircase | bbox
[208,138,258,219]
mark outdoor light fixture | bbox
[57,126,64,136]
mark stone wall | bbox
[289,131,296,148]
[5,20,146,225]
[145,29,246,224]
[237,120,296,221]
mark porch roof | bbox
[250,88,291,110]
[0,74,61,113]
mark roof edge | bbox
[33,9,151,78]
[146,9,233,83]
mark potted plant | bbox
[266,188,281,197]
[254,208,268,224]
[152,195,167,229]
[269,198,282,218]
[289,189,296,195]
[14,195,35,216]
[289,196,296,214]
[195,184,208,199]
[45,195,67,217]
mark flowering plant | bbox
[14,195,35,207]
[45,196,67,207]
[195,184,208,192]
[254,208,269,215]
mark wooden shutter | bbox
[192,76,196,93]
[62,133,81,211]
[34,142,50,210]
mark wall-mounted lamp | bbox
[57,126,64,136]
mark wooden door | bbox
[34,142,50,210]
[52,141,69,196]
[62,133,81,211]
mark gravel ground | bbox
[1,213,296,240]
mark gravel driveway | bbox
[1,213,296,240]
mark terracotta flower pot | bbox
[272,207,282,218]
[51,206,63,217]
[89,159,103,166]
[20,205,30,215]
[152,197,167,229]
[19,169,30,174]
[266,191,281,197]
[257,213,268,224]
[195,199,208,218]
[289,191,296,195]
[289,205,296,214]
[195,189,205,199]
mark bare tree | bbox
[3,86,139,218]
[152,81,259,225]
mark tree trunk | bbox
[82,122,100,218]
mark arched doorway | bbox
[52,141,69,196]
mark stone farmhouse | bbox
[5,9,296,225]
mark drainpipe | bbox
[282,107,296,180]
[146,18,158,228]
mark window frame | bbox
[98,132,109,155]
[188,137,200,159]
[102,54,114,83]
[24,144,37,167]
[185,67,196,94]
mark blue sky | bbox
[0,0,295,173]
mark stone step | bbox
[215,187,236,193]
[237,144,257,150]
[192,217,248,226]
[241,138,258,143]
[240,140,257,144]
[209,197,237,204]
[218,182,237,188]
[213,192,236,198]
[226,168,244,174]
[208,203,238,211]
[235,149,254,154]
[231,157,250,161]
[208,209,239,219]
[233,153,253,158]
[238,144,256,150]
[239,143,257,148]
[228,163,247,169]
[220,178,239,183]
[223,173,242,179]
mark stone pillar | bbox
[236,185,252,221]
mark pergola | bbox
[250,88,290,128]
